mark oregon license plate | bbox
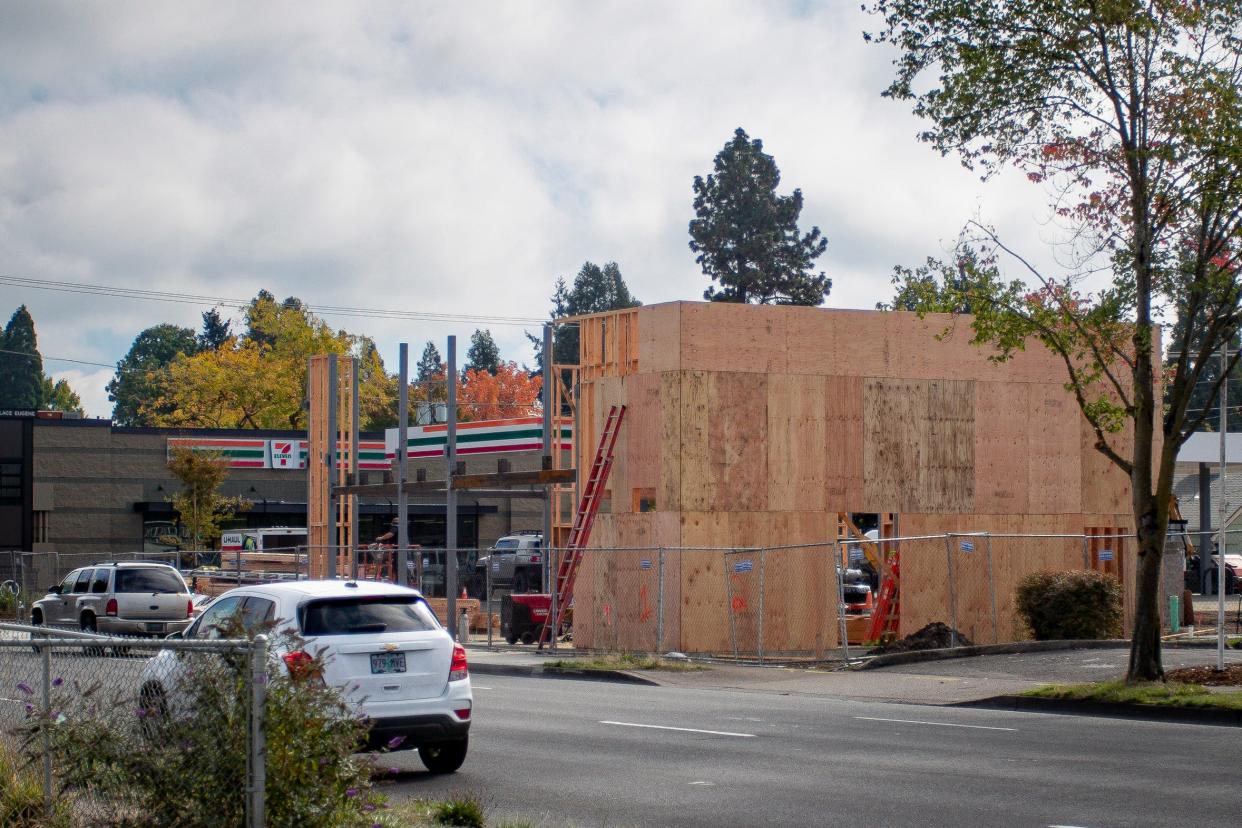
[370,652,406,674]
[144,622,164,633]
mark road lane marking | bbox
[853,716,1016,732]
[600,720,756,738]
[471,685,494,690]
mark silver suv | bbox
[32,562,194,637]
[478,532,544,593]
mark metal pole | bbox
[836,542,851,665]
[985,532,999,644]
[944,534,959,647]
[398,343,410,587]
[1081,534,1090,570]
[350,357,360,581]
[41,643,52,815]
[541,324,553,592]
[446,336,458,637]
[1218,341,1228,670]
[758,548,766,664]
[726,553,738,662]
[248,635,268,828]
[486,563,493,648]
[1199,462,1212,596]
[657,547,665,653]
[327,358,338,580]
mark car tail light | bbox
[449,643,468,681]
[105,598,118,617]
[186,599,194,618]
[454,707,472,720]
[529,554,540,563]
[283,650,323,683]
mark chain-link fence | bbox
[0,623,265,826]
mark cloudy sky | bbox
[1,1,1058,417]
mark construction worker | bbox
[373,517,400,547]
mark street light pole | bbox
[1217,340,1228,671]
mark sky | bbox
[0,1,1060,418]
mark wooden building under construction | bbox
[568,301,1140,655]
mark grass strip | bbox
[544,653,706,672]
[1024,679,1242,710]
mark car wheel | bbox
[418,737,468,774]
[505,633,518,645]
[30,610,43,654]
[138,682,167,737]
[80,615,104,657]
[520,630,536,645]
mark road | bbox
[384,674,1237,828]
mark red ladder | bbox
[539,404,626,648]
[865,552,900,644]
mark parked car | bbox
[139,580,472,773]
[476,531,544,594]
[31,562,194,637]
[1185,553,1241,595]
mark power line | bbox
[0,275,550,327]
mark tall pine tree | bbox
[529,261,641,371]
[0,306,45,410]
[689,128,830,305]
[198,308,232,351]
[465,329,501,375]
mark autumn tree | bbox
[40,376,83,415]
[108,324,199,426]
[0,306,44,410]
[455,362,542,421]
[689,128,830,305]
[868,0,1242,680]
[166,446,249,550]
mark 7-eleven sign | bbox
[270,440,306,469]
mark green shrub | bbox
[23,619,386,827]
[1015,569,1122,640]
[434,794,485,827]
[0,743,69,828]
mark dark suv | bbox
[32,563,194,637]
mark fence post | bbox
[248,634,269,828]
[486,563,493,648]
[725,552,738,662]
[944,534,959,648]
[757,548,766,664]
[41,642,52,815]
[985,532,999,644]
[656,548,665,654]
[835,541,851,666]
[1081,534,1090,569]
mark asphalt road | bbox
[384,674,1238,828]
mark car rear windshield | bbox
[493,538,519,550]
[299,596,439,636]
[114,568,186,594]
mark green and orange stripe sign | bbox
[386,416,573,460]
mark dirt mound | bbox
[1165,663,1242,686]
[869,622,973,655]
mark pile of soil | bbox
[868,622,973,655]
[1165,663,1242,686]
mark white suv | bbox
[140,580,472,773]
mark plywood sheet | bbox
[679,303,787,374]
[766,374,826,512]
[659,372,682,513]
[637,303,681,374]
[824,375,864,509]
[678,371,712,511]
[920,380,975,512]
[822,310,895,378]
[1027,384,1082,513]
[862,378,925,512]
[974,381,1030,513]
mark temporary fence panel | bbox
[0,627,263,826]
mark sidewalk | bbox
[465,642,1242,707]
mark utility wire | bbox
[0,274,554,327]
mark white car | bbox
[139,580,472,773]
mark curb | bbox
[468,662,661,686]
[960,694,1242,727]
[858,639,1130,670]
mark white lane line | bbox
[471,686,494,690]
[854,716,1017,732]
[601,720,757,738]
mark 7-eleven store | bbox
[13,415,564,586]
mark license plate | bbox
[370,652,406,674]
[144,622,164,633]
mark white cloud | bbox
[1,1,1064,419]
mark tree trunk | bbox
[1126,500,1166,682]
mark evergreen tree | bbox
[0,305,45,410]
[689,128,830,305]
[198,308,232,351]
[107,324,199,426]
[465,329,501,375]
[416,341,444,382]
[529,262,641,371]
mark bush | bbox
[1016,569,1122,640]
[0,743,69,828]
[433,794,485,827]
[24,619,386,827]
